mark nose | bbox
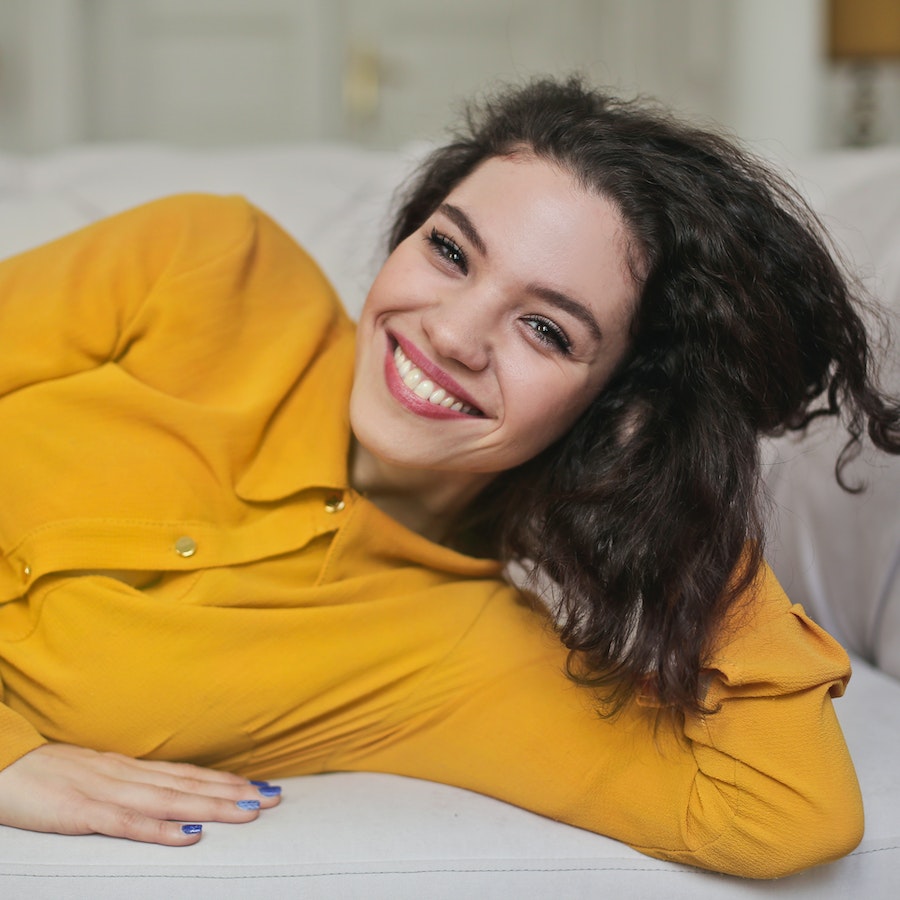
[420,289,493,372]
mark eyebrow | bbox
[438,202,604,343]
[439,203,487,256]
[527,284,604,343]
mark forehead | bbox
[448,152,582,205]
[446,154,628,248]
[441,155,636,309]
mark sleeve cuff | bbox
[0,704,47,770]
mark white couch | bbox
[0,142,898,898]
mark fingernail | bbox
[237,799,261,810]
[257,784,282,797]
[250,780,270,788]
[182,824,203,835]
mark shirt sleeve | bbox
[335,563,863,879]
[0,697,46,770]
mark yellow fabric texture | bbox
[0,195,863,877]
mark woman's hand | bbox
[0,743,281,844]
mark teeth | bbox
[413,379,434,399]
[402,368,423,389]
[393,345,479,415]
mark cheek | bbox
[512,372,596,437]
[362,242,421,305]
[360,249,399,309]
[358,272,388,326]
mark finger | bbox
[84,779,272,824]
[76,798,207,846]
[99,759,283,809]
[100,753,251,787]
[82,752,283,808]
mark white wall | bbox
[0,0,86,151]
[720,0,826,161]
[582,0,828,163]
[0,0,894,157]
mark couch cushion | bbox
[764,424,900,678]
[764,149,900,677]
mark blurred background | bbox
[1,0,899,162]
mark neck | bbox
[349,437,491,542]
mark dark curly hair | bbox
[387,76,900,716]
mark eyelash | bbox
[424,227,572,355]
[523,316,572,354]
[426,228,468,274]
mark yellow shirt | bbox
[0,195,862,877]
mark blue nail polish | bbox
[257,785,282,797]
[182,824,203,835]
[250,780,270,788]
[237,799,261,810]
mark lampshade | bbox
[830,0,900,60]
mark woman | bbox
[0,78,897,878]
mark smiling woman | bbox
[0,76,898,880]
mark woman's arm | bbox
[0,193,312,840]
[334,565,862,878]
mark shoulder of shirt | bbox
[122,192,266,235]
[114,192,313,270]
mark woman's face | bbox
[350,154,638,492]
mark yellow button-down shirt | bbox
[0,195,862,877]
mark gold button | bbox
[23,564,31,578]
[324,496,346,513]
[174,536,197,558]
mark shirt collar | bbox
[235,323,356,502]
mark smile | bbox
[392,345,482,415]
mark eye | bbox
[523,315,572,355]
[426,228,468,275]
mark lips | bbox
[385,334,484,419]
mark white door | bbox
[83,0,344,144]
[81,0,613,147]
[339,0,603,146]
